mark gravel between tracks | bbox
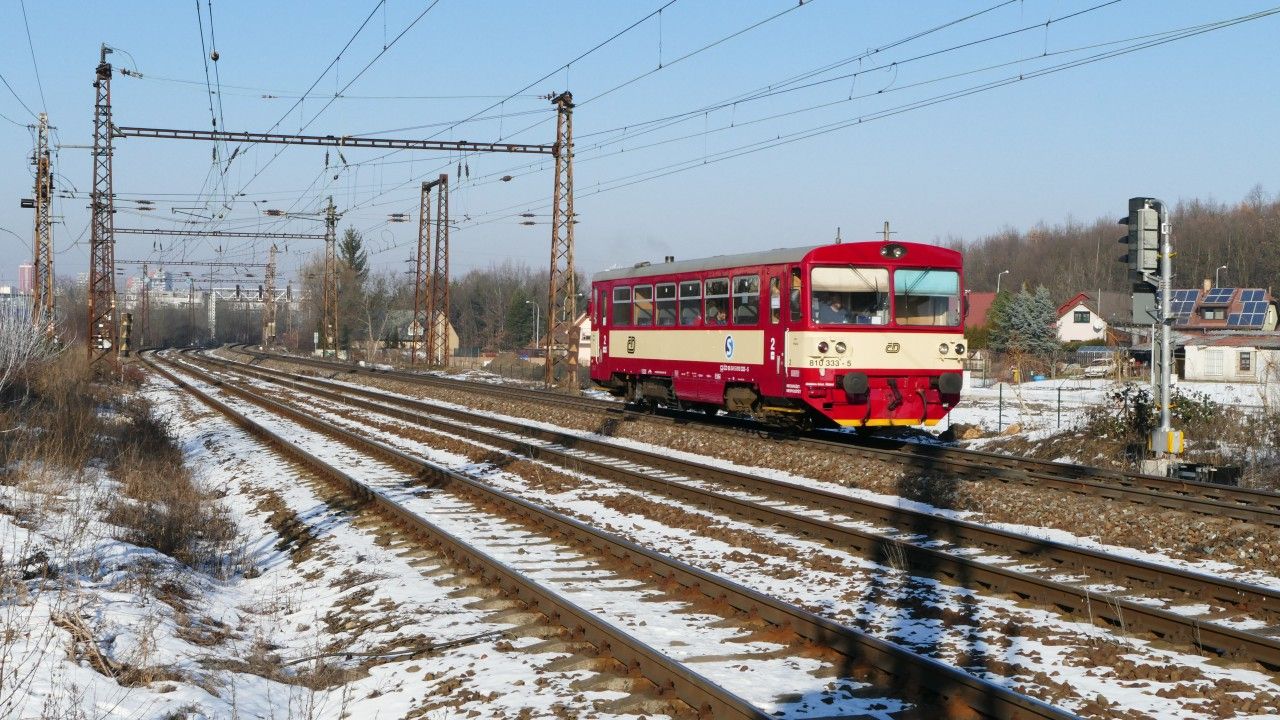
[226,351,1280,579]
[203,356,1280,719]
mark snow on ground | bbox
[0,374,673,720]
[169,357,917,718]
[189,358,1280,719]
[242,361,1280,595]
[948,377,1278,439]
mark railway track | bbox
[149,350,1077,720]
[196,349,1280,673]
[228,345,1280,528]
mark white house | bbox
[1054,292,1130,343]
[1181,333,1280,383]
[573,312,592,367]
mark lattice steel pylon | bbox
[31,112,54,326]
[545,92,578,391]
[139,262,150,348]
[262,244,277,348]
[88,45,117,363]
[322,197,338,353]
[410,179,437,365]
[426,174,450,367]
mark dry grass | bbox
[1,350,238,572]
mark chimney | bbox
[1202,278,1212,293]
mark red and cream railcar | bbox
[589,241,966,428]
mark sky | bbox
[0,0,1277,289]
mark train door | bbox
[782,265,803,397]
[761,270,787,396]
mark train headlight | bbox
[817,341,829,354]
[938,343,950,355]
[954,343,966,355]
[834,341,847,354]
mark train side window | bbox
[705,278,729,325]
[678,280,702,326]
[789,267,802,322]
[633,285,654,326]
[611,286,631,326]
[655,283,677,326]
[732,275,760,326]
[769,277,781,324]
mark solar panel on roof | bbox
[1204,288,1235,304]
[1243,289,1264,302]
[1228,314,1243,326]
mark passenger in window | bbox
[706,300,728,325]
[816,294,850,324]
[681,306,701,325]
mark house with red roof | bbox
[1054,291,1132,343]
[965,291,996,329]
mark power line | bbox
[17,0,47,113]
[0,69,38,120]
[454,5,1280,230]
[350,0,1034,210]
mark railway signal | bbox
[1119,196,1182,465]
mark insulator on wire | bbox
[465,163,470,178]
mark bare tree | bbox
[0,308,59,399]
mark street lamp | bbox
[1215,264,1227,288]
[524,300,540,348]
[995,270,1010,295]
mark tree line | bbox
[952,185,1280,298]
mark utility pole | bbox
[139,262,150,349]
[187,277,195,343]
[323,196,338,355]
[88,45,117,363]
[104,90,578,375]
[427,174,450,367]
[31,112,54,326]
[207,263,216,342]
[262,244,277,348]
[545,91,578,392]
[411,178,440,365]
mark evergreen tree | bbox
[990,286,1059,356]
[987,290,1015,352]
[338,227,368,281]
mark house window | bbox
[1202,308,1225,321]
[1205,349,1223,376]
[1240,351,1252,372]
[1073,310,1090,323]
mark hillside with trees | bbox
[952,186,1279,297]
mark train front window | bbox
[810,267,889,325]
[894,269,960,326]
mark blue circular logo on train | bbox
[724,335,735,359]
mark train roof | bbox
[592,241,960,282]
